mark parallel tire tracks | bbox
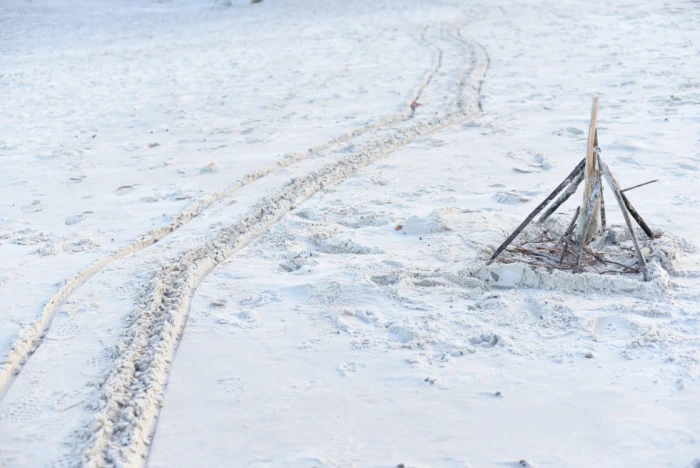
[0,23,444,402]
[80,23,488,467]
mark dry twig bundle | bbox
[489,98,658,281]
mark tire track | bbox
[80,23,489,467]
[0,23,444,402]
[455,23,490,112]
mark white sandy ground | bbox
[1,0,699,466]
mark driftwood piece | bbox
[573,174,602,273]
[595,131,606,232]
[579,100,601,242]
[564,207,580,239]
[622,179,659,193]
[537,167,584,224]
[599,156,651,281]
[488,158,586,263]
[559,206,580,264]
[599,171,607,231]
[619,192,655,239]
[575,99,602,244]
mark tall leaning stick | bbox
[575,97,601,244]
[488,158,586,263]
[537,169,584,223]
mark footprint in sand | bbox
[493,191,530,204]
[115,185,135,196]
[240,293,263,306]
[53,318,81,341]
[65,215,87,226]
[216,377,246,394]
[236,310,259,323]
[554,127,584,138]
[85,349,113,375]
[336,361,366,377]
[507,149,553,173]
[21,200,45,214]
[337,308,378,330]
[592,315,636,340]
[4,394,42,426]
[46,453,79,468]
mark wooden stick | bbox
[564,207,580,238]
[620,191,655,239]
[488,158,586,263]
[621,179,659,193]
[575,99,601,244]
[598,156,651,281]
[587,101,600,174]
[559,206,580,264]
[599,169,606,232]
[594,130,606,232]
[573,174,602,273]
[537,168,584,223]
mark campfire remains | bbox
[488,98,658,281]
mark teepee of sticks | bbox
[488,98,656,281]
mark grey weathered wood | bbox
[598,156,651,281]
[573,175,602,273]
[488,158,586,263]
[564,206,581,238]
[575,99,602,244]
[621,179,659,193]
[619,191,655,239]
[599,169,606,232]
[594,132,606,232]
[537,167,584,224]
[559,206,580,264]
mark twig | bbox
[560,236,612,267]
[595,255,637,271]
[574,173,602,273]
[621,179,659,193]
[488,158,586,263]
[600,268,640,275]
[558,207,580,264]
[514,247,561,264]
[58,400,86,412]
[586,248,608,265]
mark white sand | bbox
[1,0,699,466]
